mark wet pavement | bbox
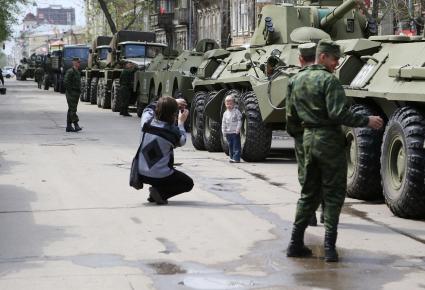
[0,79,424,290]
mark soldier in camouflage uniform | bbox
[43,54,52,90]
[119,61,136,117]
[286,42,320,227]
[35,66,44,89]
[286,40,383,262]
[64,57,82,132]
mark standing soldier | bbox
[43,54,52,90]
[286,40,383,262]
[35,65,44,89]
[286,42,321,227]
[119,61,135,117]
[64,57,82,132]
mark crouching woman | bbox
[139,96,194,205]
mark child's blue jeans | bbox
[226,133,241,161]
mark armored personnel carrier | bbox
[134,39,219,117]
[95,30,166,111]
[80,36,112,103]
[193,0,425,219]
[192,0,372,155]
[15,53,37,80]
[51,45,90,93]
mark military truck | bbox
[15,53,37,80]
[134,39,219,117]
[80,36,112,103]
[51,44,90,93]
[193,0,425,219]
[95,30,166,111]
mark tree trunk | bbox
[97,0,117,34]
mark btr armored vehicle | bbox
[15,53,38,80]
[51,44,90,93]
[134,39,219,116]
[80,36,112,103]
[192,0,425,219]
[95,30,166,111]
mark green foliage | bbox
[0,0,28,42]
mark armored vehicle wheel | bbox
[16,71,22,80]
[97,79,105,108]
[344,104,384,200]
[43,74,50,90]
[90,78,98,104]
[203,91,223,152]
[80,77,87,101]
[239,91,272,162]
[53,75,59,92]
[84,78,91,102]
[100,80,111,109]
[190,91,207,150]
[381,107,425,219]
[111,79,121,112]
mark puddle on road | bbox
[180,276,257,289]
[39,143,75,147]
[149,262,186,275]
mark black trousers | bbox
[141,169,194,200]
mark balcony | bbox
[175,8,189,25]
[150,13,175,30]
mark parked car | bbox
[2,66,15,78]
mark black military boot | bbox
[73,122,82,132]
[66,122,75,132]
[309,214,318,227]
[324,231,339,262]
[286,225,312,257]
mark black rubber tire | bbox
[380,107,425,219]
[80,76,86,101]
[43,74,50,90]
[239,91,272,162]
[190,91,207,150]
[111,79,121,112]
[344,104,384,200]
[90,78,98,104]
[203,91,223,152]
[84,77,91,102]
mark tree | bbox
[0,0,28,42]
[95,0,154,34]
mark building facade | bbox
[37,5,75,25]
[195,0,231,48]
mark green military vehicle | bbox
[15,53,37,80]
[192,0,425,219]
[192,0,371,155]
[80,36,112,104]
[51,44,90,93]
[134,39,219,117]
[95,30,166,111]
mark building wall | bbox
[230,0,255,46]
[196,0,231,48]
[37,6,75,25]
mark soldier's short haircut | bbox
[155,96,179,124]
[316,39,341,58]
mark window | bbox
[64,48,89,59]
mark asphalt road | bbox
[0,79,424,290]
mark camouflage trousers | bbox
[294,127,347,233]
[66,92,80,123]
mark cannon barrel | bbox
[320,0,360,29]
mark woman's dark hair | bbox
[155,96,178,124]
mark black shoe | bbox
[73,122,82,132]
[147,196,155,203]
[66,126,76,132]
[286,225,312,257]
[121,112,132,117]
[324,231,339,262]
[309,214,318,227]
[148,187,167,205]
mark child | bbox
[222,93,242,163]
